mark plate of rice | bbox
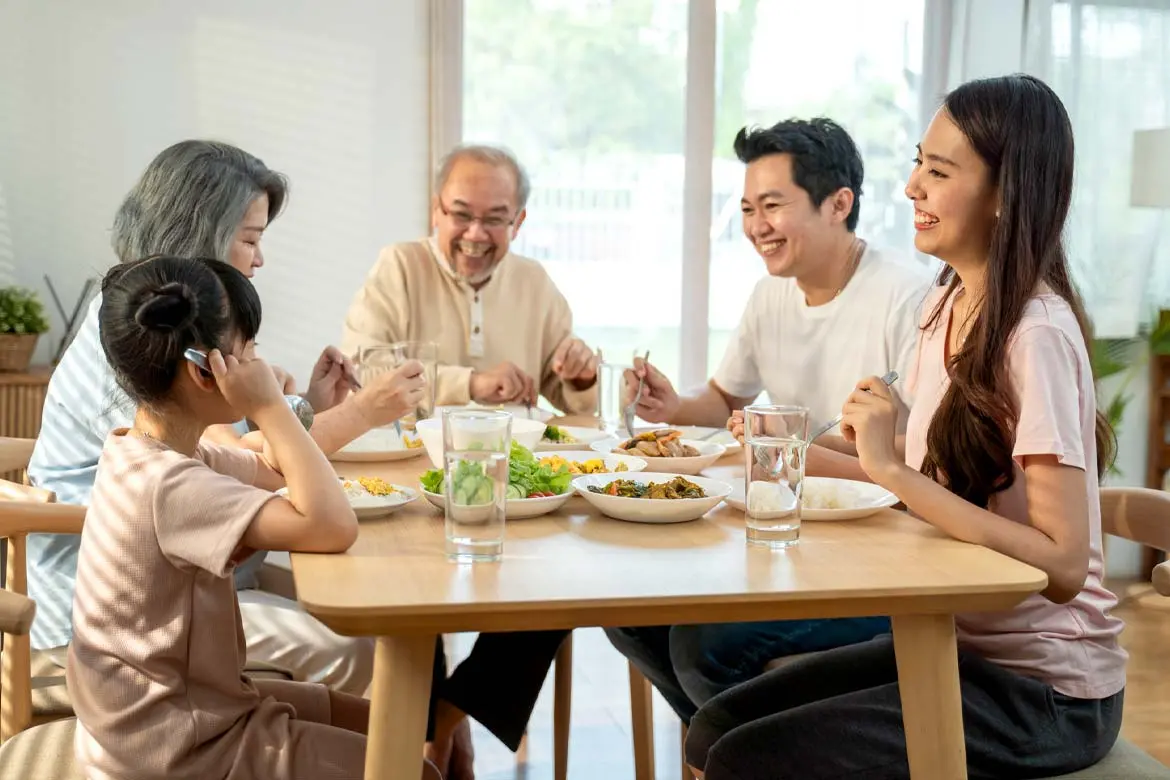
[724,476,898,521]
[329,427,426,463]
[278,476,417,520]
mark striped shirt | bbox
[27,296,264,650]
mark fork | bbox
[623,351,650,439]
[806,370,899,443]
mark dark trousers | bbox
[687,635,1123,780]
[426,629,569,751]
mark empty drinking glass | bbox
[358,341,438,428]
[442,409,511,562]
[743,405,809,548]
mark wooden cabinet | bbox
[0,368,51,481]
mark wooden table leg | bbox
[892,614,966,780]
[365,635,436,780]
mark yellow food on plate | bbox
[402,435,424,449]
[341,477,400,498]
[538,455,629,475]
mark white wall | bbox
[0,0,431,379]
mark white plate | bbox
[572,472,733,524]
[420,489,573,519]
[723,476,899,521]
[277,481,417,520]
[535,451,648,475]
[536,425,610,452]
[590,437,726,476]
[329,427,427,463]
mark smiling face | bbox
[740,153,854,278]
[432,157,526,284]
[906,110,999,267]
[227,194,269,278]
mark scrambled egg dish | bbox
[538,456,629,475]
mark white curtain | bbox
[1026,0,1170,338]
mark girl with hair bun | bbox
[66,255,437,780]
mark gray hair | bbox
[435,144,531,212]
[111,140,288,264]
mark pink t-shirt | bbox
[904,287,1126,700]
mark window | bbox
[707,0,926,376]
[1036,0,1170,337]
[456,0,929,388]
[462,0,688,379]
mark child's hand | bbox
[209,349,285,420]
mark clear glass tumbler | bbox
[743,405,809,548]
[442,409,511,562]
[357,341,438,429]
[597,360,632,436]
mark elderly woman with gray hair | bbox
[27,140,425,699]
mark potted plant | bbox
[0,287,50,372]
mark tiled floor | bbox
[456,580,1170,778]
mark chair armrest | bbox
[0,438,35,475]
[1153,560,1170,598]
[0,588,35,634]
[0,502,85,537]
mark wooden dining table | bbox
[292,429,1047,780]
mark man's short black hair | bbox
[733,118,864,231]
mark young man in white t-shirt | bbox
[606,118,934,723]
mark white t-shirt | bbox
[713,244,934,434]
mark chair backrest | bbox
[1101,487,1170,596]
[0,438,83,743]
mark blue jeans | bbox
[605,617,890,722]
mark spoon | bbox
[806,370,899,443]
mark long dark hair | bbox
[99,255,262,408]
[920,74,1115,507]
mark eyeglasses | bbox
[437,198,516,231]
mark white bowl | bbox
[329,427,427,463]
[536,425,611,452]
[572,472,732,524]
[723,476,899,521]
[535,450,648,475]
[420,488,573,519]
[277,481,417,521]
[589,437,726,476]
[416,416,547,469]
[437,403,557,423]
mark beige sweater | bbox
[340,238,597,415]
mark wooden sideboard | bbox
[0,368,51,481]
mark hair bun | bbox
[134,281,198,331]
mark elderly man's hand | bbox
[470,362,537,406]
[551,336,598,389]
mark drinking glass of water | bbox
[442,409,511,562]
[743,405,809,548]
[598,360,632,436]
[358,341,438,428]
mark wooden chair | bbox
[630,486,1170,780]
[0,437,84,778]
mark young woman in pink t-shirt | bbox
[684,74,1126,779]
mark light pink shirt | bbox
[904,287,1126,700]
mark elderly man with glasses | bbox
[341,144,598,415]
